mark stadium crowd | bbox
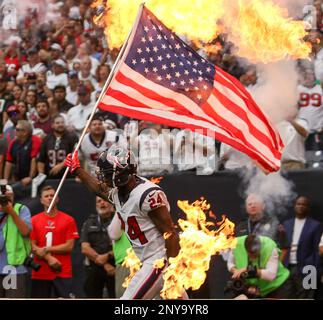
[0,0,322,299]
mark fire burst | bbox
[150,176,163,184]
[121,248,142,288]
[158,199,236,300]
[92,0,310,63]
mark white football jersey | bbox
[298,84,323,132]
[110,176,169,263]
[80,131,127,175]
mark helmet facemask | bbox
[96,148,137,189]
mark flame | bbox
[150,176,163,184]
[121,248,142,288]
[229,0,311,63]
[158,199,236,300]
[92,0,310,63]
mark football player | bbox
[65,146,185,299]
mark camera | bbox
[24,254,41,272]
[224,265,260,298]
[0,181,9,206]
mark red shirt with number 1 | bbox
[30,211,79,280]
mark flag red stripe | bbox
[210,87,282,159]
[115,72,196,118]
[215,70,283,149]
[201,99,279,168]
[109,72,218,126]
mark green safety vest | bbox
[3,203,31,266]
[113,232,132,265]
[233,235,290,297]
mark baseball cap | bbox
[7,105,20,116]
[50,43,63,51]
[68,70,78,78]
[53,59,67,68]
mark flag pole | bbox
[47,3,146,213]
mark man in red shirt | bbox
[30,185,79,298]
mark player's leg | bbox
[120,262,165,300]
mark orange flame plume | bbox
[92,0,310,63]
[158,199,236,299]
[121,248,142,288]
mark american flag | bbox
[98,6,283,172]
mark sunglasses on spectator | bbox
[16,127,25,132]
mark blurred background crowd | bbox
[0,0,322,187]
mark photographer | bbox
[0,184,32,298]
[227,234,293,299]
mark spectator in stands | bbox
[0,184,32,298]
[16,48,47,84]
[38,114,78,179]
[80,196,115,298]
[64,44,78,71]
[11,85,24,105]
[30,185,79,298]
[66,84,94,136]
[66,70,79,106]
[283,195,322,299]
[49,43,63,61]
[49,85,74,116]
[35,73,48,100]
[16,101,29,122]
[33,100,53,136]
[78,57,99,89]
[235,193,289,262]
[3,37,21,79]
[96,64,110,90]
[0,74,12,133]
[76,42,100,76]
[25,89,38,122]
[46,59,68,90]
[277,117,309,170]
[80,114,126,176]
[3,105,20,141]
[4,120,42,192]
[297,69,323,151]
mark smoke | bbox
[248,60,299,124]
[239,166,296,216]
[272,0,310,18]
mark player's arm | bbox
[148,206,180,259]
[64,151,111,202]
